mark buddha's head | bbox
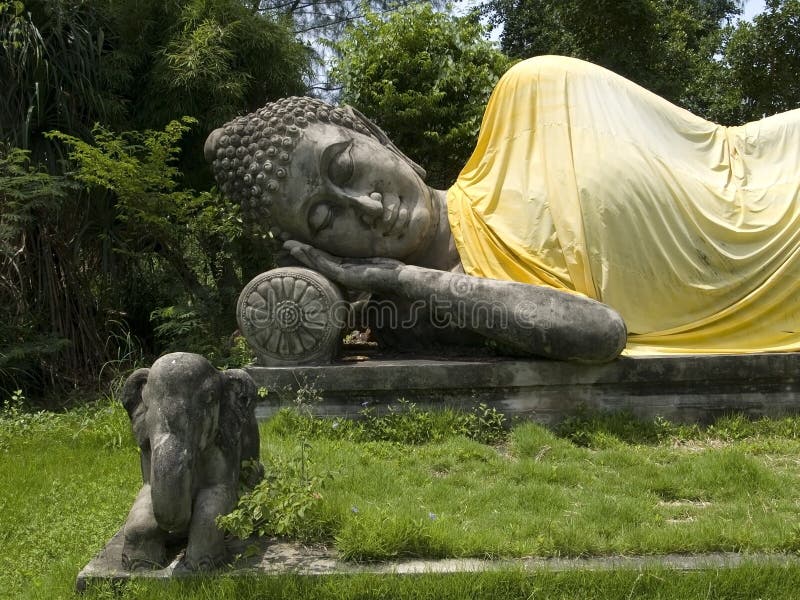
[205,97,435,259]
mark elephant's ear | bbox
[219,369,257,453]
[121,368,150,448]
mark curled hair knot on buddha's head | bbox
[206,96,426,241]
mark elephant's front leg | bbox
[121,484,168,570]
[182,484,237,570]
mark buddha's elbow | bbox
[584,305,627,363]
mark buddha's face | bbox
[273,123,435,259]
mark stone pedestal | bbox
[247,352,800,424]
[77,530,800,591]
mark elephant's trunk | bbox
[150,434,194,532]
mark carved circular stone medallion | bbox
[237,267,346,366]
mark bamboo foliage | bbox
[0,146,95,393]
[0,0,109,164]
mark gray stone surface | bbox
[248,352,800,424]
[119,353,262,572]
[237,267,347,366]
[76,528,800,591]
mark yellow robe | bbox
[447,56,800,354]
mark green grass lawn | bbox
[3,397,800,599]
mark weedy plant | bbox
[357,400,507,445]
[219,382,335,541]
[0,388,64,447]
[266,398,508,446]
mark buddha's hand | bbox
[283,240,404,293]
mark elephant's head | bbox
[121,352,257,533]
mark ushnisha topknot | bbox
[206,96,426,241]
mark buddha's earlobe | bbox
[345,105,428,181]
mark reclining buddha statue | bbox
[205,55,800,364]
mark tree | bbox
[0,0,108,164]
[1,0,312,173]
[49,121,250,357]
[0,146,77,396]
[248,0,448,94]
[0,0,312,399]
[1,1,116,396]
[103,0,308,127]
[724,0,800,119]
[256,0,432,35]
[483,0,742,120]
[332,4,514,187]
[96,0,311,187]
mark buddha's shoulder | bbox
[502,55,609,81]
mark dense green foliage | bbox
[483,0,800,124]
[484,0,743,122]
[0,122,265,397]
[0,0,309,399]
[254,0,447,94]
[258,0,446,37]
[1,0,310,173]
[98,0,310,185]
[0,149,78,393]
[1,0,108,160]
[724,0,800,118]
[331,4,514,187]
[47,121,261,360]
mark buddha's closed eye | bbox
[328,142,354,186]
[309,203,334,234]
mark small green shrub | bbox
[219,452,333,541]
[0,391,132,452]
[221,382,335,541]
[0,389,60,445]
[359,400,444,445]
[223,334,256,369]
[455,403,508,445]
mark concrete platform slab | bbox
[247,352,800,424]
[76,529,800,591]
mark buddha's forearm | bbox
[395,267,627,363]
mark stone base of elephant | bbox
[79,527,248,589]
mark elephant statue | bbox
[119,352,263,571]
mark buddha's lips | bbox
[382,200,403,235]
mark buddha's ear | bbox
[344,104,428,181]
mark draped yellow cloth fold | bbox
[447,55,800,354]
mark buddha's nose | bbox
[354,193,384,217]
[204,128,224,163]
[354,193,384,226]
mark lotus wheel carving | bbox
[237,267,345,366]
